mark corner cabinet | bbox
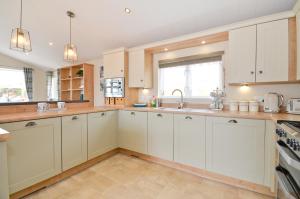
[228,19,289,83]
[103,48,127,78]
[148,112,174,161]
[118,110,148,154]
[62,114,87,171]
[128,49,153,88]
[206,117,265,185]
[87,111,118,159]
[0,118,61,194]
[174,114,206,169]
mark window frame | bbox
[157,55,225,100]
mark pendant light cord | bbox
[69,15,72,44]
[20,0,23,29]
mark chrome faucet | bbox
[172,89,184,109]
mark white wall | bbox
[84,58,104,106]
[138,42,300,105]
[0,53,48,101]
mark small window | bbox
[159,53,224,98]
[46,71,59,101]
[0,68,28,102]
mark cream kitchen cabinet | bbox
[148,112,174,160]
[0,118,61,194]
[118,110,148,154]
[174,114,206,169]
[206,117,265,185]
[228,25,257,83]
[228,19,289,83]
[103,48,127,78]
[62,114,87,171]
[88,111,118,160]
[128,49,152,88]
[256,19,289,82]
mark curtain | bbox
[23,67,33,101]
[46,71,53,100]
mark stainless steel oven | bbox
[104,78,124,97]
[276,121,300,199]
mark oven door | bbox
[276,140,300,199]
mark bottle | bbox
[151,96,156,107]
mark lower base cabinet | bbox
[118,110,148,154]
[88,111,117,159]
[174,114,206,169]
[62,114,87,171]
[148,112,174,161]
[206,117,265,185]
[0,118,61,194]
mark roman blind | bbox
[159,51,224,68]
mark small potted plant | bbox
[76,69,83,77]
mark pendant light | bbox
[64,11,78,62]
[10,0,32,53]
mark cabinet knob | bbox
[121,69,124,72]
[101,112,105,116]
[25,121,37,127]
[130,112,135,115]
[140,79,144,82]
[228,119,238,124]
[72,116,79,120]
[258,70,263,74]
[157,113,162,117]
[250,71,254,75]
[185,116,192,120]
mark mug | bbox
[37,102,49,112]
[57,102,66,110]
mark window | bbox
[0,68,28,102]
[46,70,59,101]
[159,53,224,98]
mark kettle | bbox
[263,92,284,113]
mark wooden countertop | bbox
[1,106,300,142]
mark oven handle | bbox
[276,141,300,171]
[276,168,298,199]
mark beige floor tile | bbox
[24,154,274,199]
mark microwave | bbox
[104,78,124,97]
[287,98,300,114]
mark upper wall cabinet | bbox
[228,19,290,84]
[103,48,127,78]
[256,19,289,82]
[128,49,153,88]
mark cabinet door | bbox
[206,117,265,185]
[0,118,61,194]
[228,25,256,83]
[118,110,148,154]
[88,111,117,160]
[62,114,87,171]
[129,50,145,87]
[174,114,205,169]
[103,51,125,78]
[148,112,173,160]
[256,19,289,82]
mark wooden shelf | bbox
[61,90,71,92]
[229,80,300,86]
[72,77,83,80]
[61,78,71,81]
[71,89,83,91]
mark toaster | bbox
[287,98,300,114]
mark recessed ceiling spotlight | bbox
[124,8,132,14]
[25,52,29,55]
[164,48,168,51]
[201,40,206,44]
[48,42,53,46]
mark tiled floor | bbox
[24,154,274,199]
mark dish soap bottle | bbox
[150,96,157,107]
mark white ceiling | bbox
[0,0,296,69]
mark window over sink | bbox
[158,52,224,98]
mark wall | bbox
[138,42,300,105]
[0,53,47,101]
[84,58,104,106]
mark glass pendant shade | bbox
[64,43,78,62]
[10,28,32,52]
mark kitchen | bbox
[0,0,300,199]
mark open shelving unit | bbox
[59,63,94,105]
